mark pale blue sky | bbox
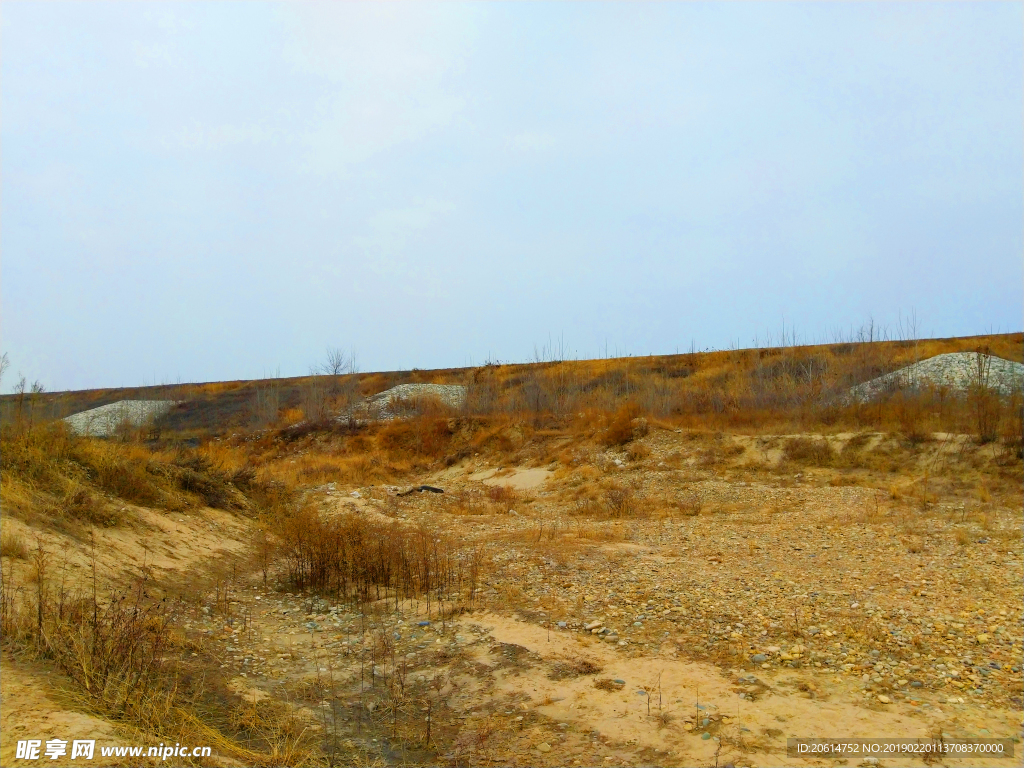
[2,2,1021,391]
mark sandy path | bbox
[455,612,1023,767]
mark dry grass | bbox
[0,423,256,531]
[782,437,836,466]
[0,423,328,765]
[0,528,28,559]
[0,547,320,766]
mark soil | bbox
[3,427,1022,767]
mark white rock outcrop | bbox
[345,384,467,422]
[63,400,178,436]
[848,353,1023,402]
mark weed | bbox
[783,437,835,466]
[1,529,27,559]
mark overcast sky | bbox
[2,2,1021,392]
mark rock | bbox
[537,743,551,753]
[751,654,767,664]
[604,635,619,643]
[701,732,711,740]
[557,621,567,628]
[585,621,603,631]
[878,695,891,704]
[351,491,361,498]
[976,634,990,644]
[910,681,923,688]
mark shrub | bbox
[604,404,645,446]
[782,437,835,466]
[0,529,27,559]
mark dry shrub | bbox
[548,658,603,680]
[604,404,645,446]
[572,520,625,541]
[696,439,745,467]
[274,504,484,607]
[1,529,28,559]
[486,484,518,505]
[603,483,641,518]
[680,486,710,516]
[782,437,835,466]
[378,414,455,460]
[626,442,652,462]
[0,562,319,766]
[893,392,930,444]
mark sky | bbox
[2,2,1021,392]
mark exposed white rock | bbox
[848,353,1023,402]
[63,400,178,436]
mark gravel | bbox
[63,399,178,436]
[848,352,1024,401]
[344,383,468,421]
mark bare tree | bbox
[319,347,355,377]
[27,380,45,433]
[0,353,9,388]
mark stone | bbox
[976,634,990,644]
[537,743,551,753]
[878,695,891,704]
[751,654,767,664]
[701,732,711,740]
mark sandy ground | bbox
[3,427,1022,767]
[0,660,123,767]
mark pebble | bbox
[877,695,891,704]
[537,743,551,753]
[701,732,711,740]
[751,654,767,664]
